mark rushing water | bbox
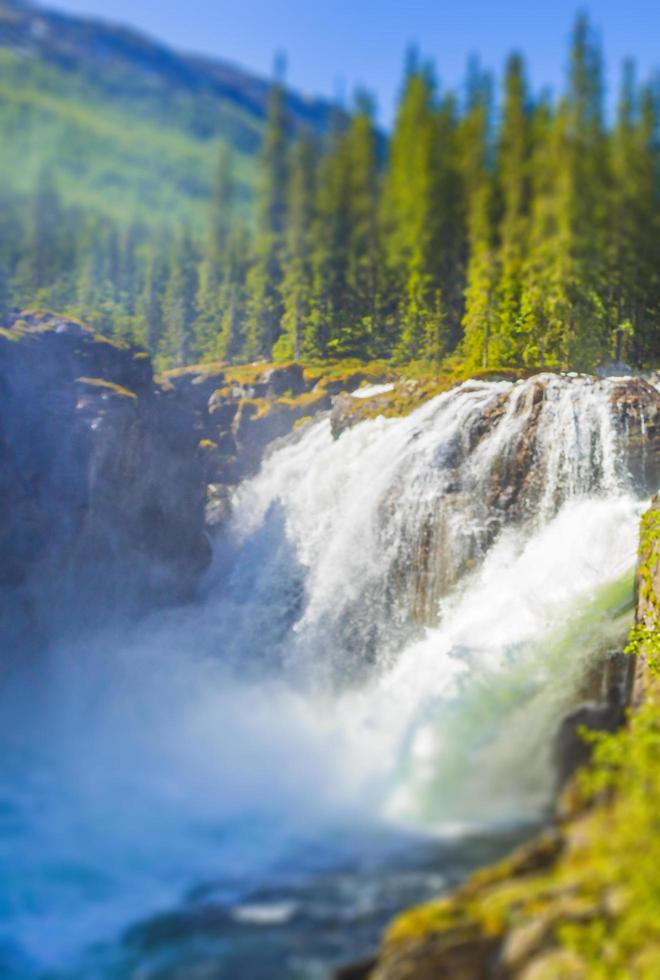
[0,375,650,979]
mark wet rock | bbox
[610,377,660,494]
[205,483,232,530]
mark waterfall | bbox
[0,374,652,978]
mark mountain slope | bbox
[0,0,339,224]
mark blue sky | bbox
[52,0,660,123]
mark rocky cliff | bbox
[0,312,213,649]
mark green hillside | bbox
[0,50,257,227]
[0,0,338,227]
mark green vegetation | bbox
[2,14,660,376]
[0,50,256,226]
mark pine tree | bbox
[217,222,250,362]
[13,167,64,303]
[607,65,660,364]
[519,97,566,366]
[342,91,381,357]
[159,227,198,367]
[305,115,351,358]
[244,72,289,359]
[382,58,450,362]
[494,53,532,364]
[137,241,168,356]
[562,12,610,369]
[277,133,316,360]
[435,92,465,350]
[521,15,610,370]
[194,145,235,359]
[460,62,498,368]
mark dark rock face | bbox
[0,313,210,645]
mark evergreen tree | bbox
[305,115,351,358]
[277,133,317,360]
[383,58,449,361]
[435,92,465,350]
[194,145,236,359]
[460,62,498,368]
[521,15,610,370]
[217,222,250,362]
[494,53,532,364]
[138,242,168,355]
[519,97,567,366]
[13,167,64,303]
[244,72,289,359]
[607,65,660,363]
[159,227,198,367]
[342,92,381,357]
[562,12,610,369]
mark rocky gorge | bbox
[0,310,659,980]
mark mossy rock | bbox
[75,377,138,400]
[198,438,219,451]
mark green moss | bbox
[75,377,137,400]
[91,332,129,350]
[161,361,225,382]
[278,390,329,410]
[302,357,393,386]
[237,397,272,420]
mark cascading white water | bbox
[220,375,641,820]
[0,374,651,978]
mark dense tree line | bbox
[2,15,659,371]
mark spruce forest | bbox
[3,14,660,373]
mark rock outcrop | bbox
[0,312,210,645]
